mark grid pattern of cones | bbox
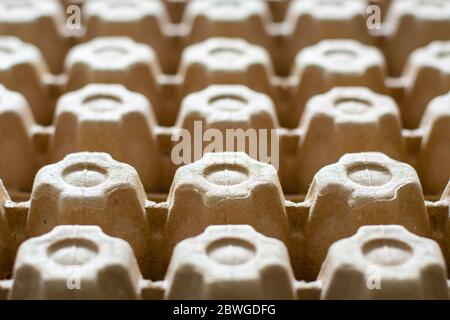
[0,0,449,299]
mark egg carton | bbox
[0,151,448,299]
[0,0,449,300]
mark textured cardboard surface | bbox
[0,0,449,300]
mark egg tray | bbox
[1,0,450,200]
[0,151,448,299]
[0,0,450,300]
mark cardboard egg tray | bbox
[0,0,449,299]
